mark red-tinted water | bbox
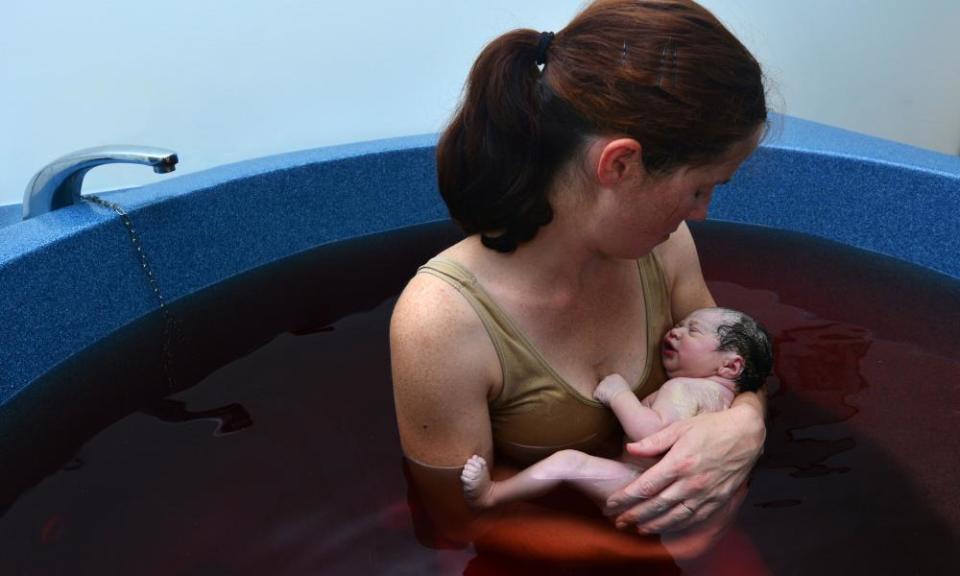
[1,221,958,574]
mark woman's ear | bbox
[718,354,745,380]
[595,138,645,187]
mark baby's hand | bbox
[593,373,631,405]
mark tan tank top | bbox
[417,253,673,465]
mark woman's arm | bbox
[391,272,677,561]
[659,222,717,320]
[390,272,498,543]
[659,224,767,426]
[604,223,767,534]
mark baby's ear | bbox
[718,354,744,380]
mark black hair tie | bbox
[535,31,555,66]
[481,231,518,253]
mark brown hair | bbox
[437,0,767,252]
[714,308,774,393]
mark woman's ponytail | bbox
[437,0,767,252]
[437,29,566,253]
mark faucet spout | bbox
[22,146,179,220]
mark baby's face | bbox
[660,308,732,378]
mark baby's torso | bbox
[416,253,674,466]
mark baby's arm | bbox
[593,374,700,441]
[461,451,642,510]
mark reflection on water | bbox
[768,321,873,480]
[0,221,958,574]
[697,223,960,575]
[142,398,254,437]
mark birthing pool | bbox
[1,115,958,574]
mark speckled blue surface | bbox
[712,116,960,278]
[0,115,958,406]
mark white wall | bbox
[2,1,957,208]
[701,0,960,157]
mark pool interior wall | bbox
[0,114,958,410]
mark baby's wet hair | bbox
[713,308,773,392]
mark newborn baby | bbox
[461,307,773,510]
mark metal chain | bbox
[85,195,179,390]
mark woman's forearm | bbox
[731,386,767,421]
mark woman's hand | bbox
[604,401,765,534]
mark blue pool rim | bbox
[1,114,958,406]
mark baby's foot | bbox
[593,373,631,405]
[461,455,495,510]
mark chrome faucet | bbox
[22,146,179,220]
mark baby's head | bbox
[661,307,773,392]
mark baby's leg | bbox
[461,451,642,510]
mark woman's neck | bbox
[486,205,619,306]
[526,175,632,275]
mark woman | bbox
[391,0,768,562]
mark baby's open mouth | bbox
[662,338,677,354]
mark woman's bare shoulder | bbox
[653,222,697,279]
[390,262,501,464]
[391,238,495,356]
[391,268,497,378]
[393,271,474,337]
[652,222,716,318]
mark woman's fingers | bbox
[613,493,678,528]
[625,420,689,458]
[657,499,717,534]
[614,480,722,533]
[666,481,747,534]
[604,459,679,516]
[636,499,715,534]
[612,474,706,530]
[626,470,748,535]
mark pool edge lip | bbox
[1,116,958,406]
[764,142,960,182]
[0,134,447,404]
